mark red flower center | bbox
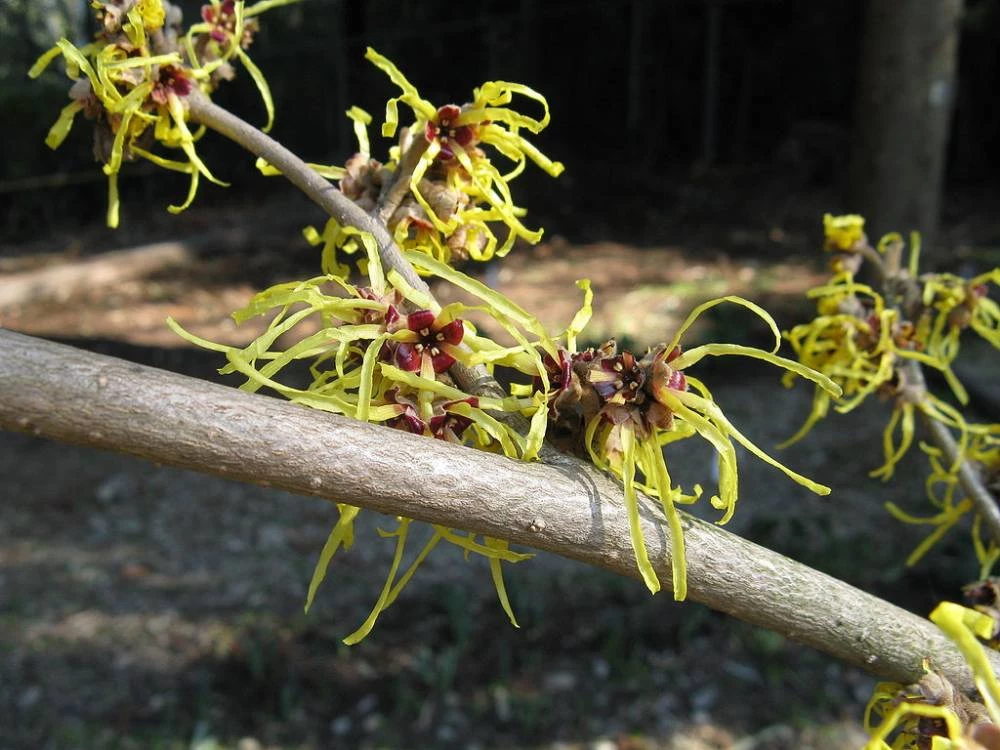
[425,105,479,160]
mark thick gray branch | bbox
[0,329,993,693]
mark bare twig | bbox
[0,328,991,693]
[185,89,430,297]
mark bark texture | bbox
[849,0,963,252]
[1,329,996,693]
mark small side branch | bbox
[0,328,992,694]
[185,89,430,297]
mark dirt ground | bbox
[1,186,997,749]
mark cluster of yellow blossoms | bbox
[783,215,1000,570]
[809,217,1000,749]
[30,0,294,227]
[262,47,566,275]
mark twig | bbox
[373,127,429,227]
[185,89,430,297]
[0,327,992,693]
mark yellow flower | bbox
[30,0,294,226]
[136,0,166,30]
[919,270,1000,361]
[365,47,564,260]
[864,601,1000,749]
[562,297,840,599]
[823,213,866,252]
[781,280,898,445]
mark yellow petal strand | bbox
[565,279,593,352]
[662,393,740,521]
[621,427,661,594]
[446,402,521,458]
[521,392,549,461]
[642,438,687,601]
[408,141,455,234]
[777,389,830,449]
[484,537,520,627]
[234,47,275,132]
[305,504,361,612]
[355,335,388,422]
[28,44,65,78]
[382,530,443,609]
[343,518,412,645]
[665,295,782,358]
[435,528,533,561]
[671,343,841,398]
[245,0,300,16]
[343,226,385,294]
[106,171,121,228]
[908,231,922,277]
[895,348,969,405]
[386,268,435,310]
[346,105,372,157]
[887,498,973,567]
[43,99,85,149]
[54,40,100,91]
[870,403,914,481]
[364,47,436,121]
[167,94,229,186]
[675,389,832,497]
[380,364,471,400]
[930,602,1000,723]
[472,80,551,130]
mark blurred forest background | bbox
[3,1,1000,749]
[3,0,1000,246]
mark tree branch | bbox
[0,328,991,694]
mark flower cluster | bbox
[29,0,293,226]
[915,270,1000,369]
[262,47,564,273]
[864,603,1000,749]
[528,297,840,599]
[782,215,1000,480]
[169,232,567,640]
[134,34,840,634]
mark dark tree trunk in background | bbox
[849,0,963,256]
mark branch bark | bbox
[0,328,993,694]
